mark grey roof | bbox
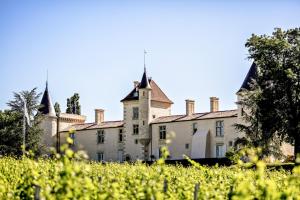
[60,120,124,132]
[239,62,257,92]
[60,110,237,132]
[39,82,56,117]
[151,110,238,124]
[121,77,173,104]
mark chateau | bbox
[39,64,292,162]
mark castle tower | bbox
[236,62,257,125]
[121,68,173,161]
[138,68,152,160]
[39,81,57,150]
[236,62,257,123]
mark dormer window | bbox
[133,91,138,97]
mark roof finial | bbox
[46,69,48,89]
[144,49,147,73]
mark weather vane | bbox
[144,49,147,72]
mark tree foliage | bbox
[66,93,81,115]
[54,102,61,115]
[0,88,43,156]
[0,110,23,155]
[236,28,300,159]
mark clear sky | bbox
[1,0,299,122]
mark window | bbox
[97,130,105,144]
[216,144,224,158]
[229,141,233,147]
[159,126,166,140]
[152,115,156,119]
[192,123,198,134]
[216,121,224,137]
[143,121,145,125]
[135,139,139,144]
[185,143,189,149]
[119,129,123,142]
[132,107,139,120]
[97,152,104,162]
[133,124,139,135]
[119,133,123,143]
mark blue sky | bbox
[1,0,299,122]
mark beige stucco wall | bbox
[123,101,144,161]
[39,115,57,150]
[151,101,171,119]
[122,93,173,161]
[60,127,124,161]
[151,116,240,160]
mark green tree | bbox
[0,110,23,155]
[66,93,81,115]
[54,102,61,115]
[3,88,43,156]
[235,85,284,158]
[237,28,300,159]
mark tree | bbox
[235,85,284,159]
[7,87,41,116]
[2,88,44,156]
[238,28,300,159]
[0,110,23,155]
[66,93,81,115]
[54,102,61,115]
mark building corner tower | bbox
[39,81,57,151]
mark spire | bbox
[140,50,151,89]
[238,62,257,92]
[46,69,48,89]
[144,49,147,70]
[39,80,56,117]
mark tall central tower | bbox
[121,67,173,161]
[138,68,152,160]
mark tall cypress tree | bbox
[66,93,81,115]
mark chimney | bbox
[134,81,139,88]
[210,97,219,112]
[185,99,195,115]
[95,109,104,124]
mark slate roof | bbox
[39,82,56,117]
[139,69,151,89]
[60,110,237,132]
[121,79,173,104]
[60,120,124,132]
[151,110,238,124]
[238,62,257,92]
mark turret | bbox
[237,62,257,123]
[138,68,152,160]
[39,81,57,150]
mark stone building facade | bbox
[39,64,293,162]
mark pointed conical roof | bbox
[238,62,257,92]
[139,68,151,89]
[121,79,173,104]
[39,82,56,117]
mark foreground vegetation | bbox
[0,146,300,200]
